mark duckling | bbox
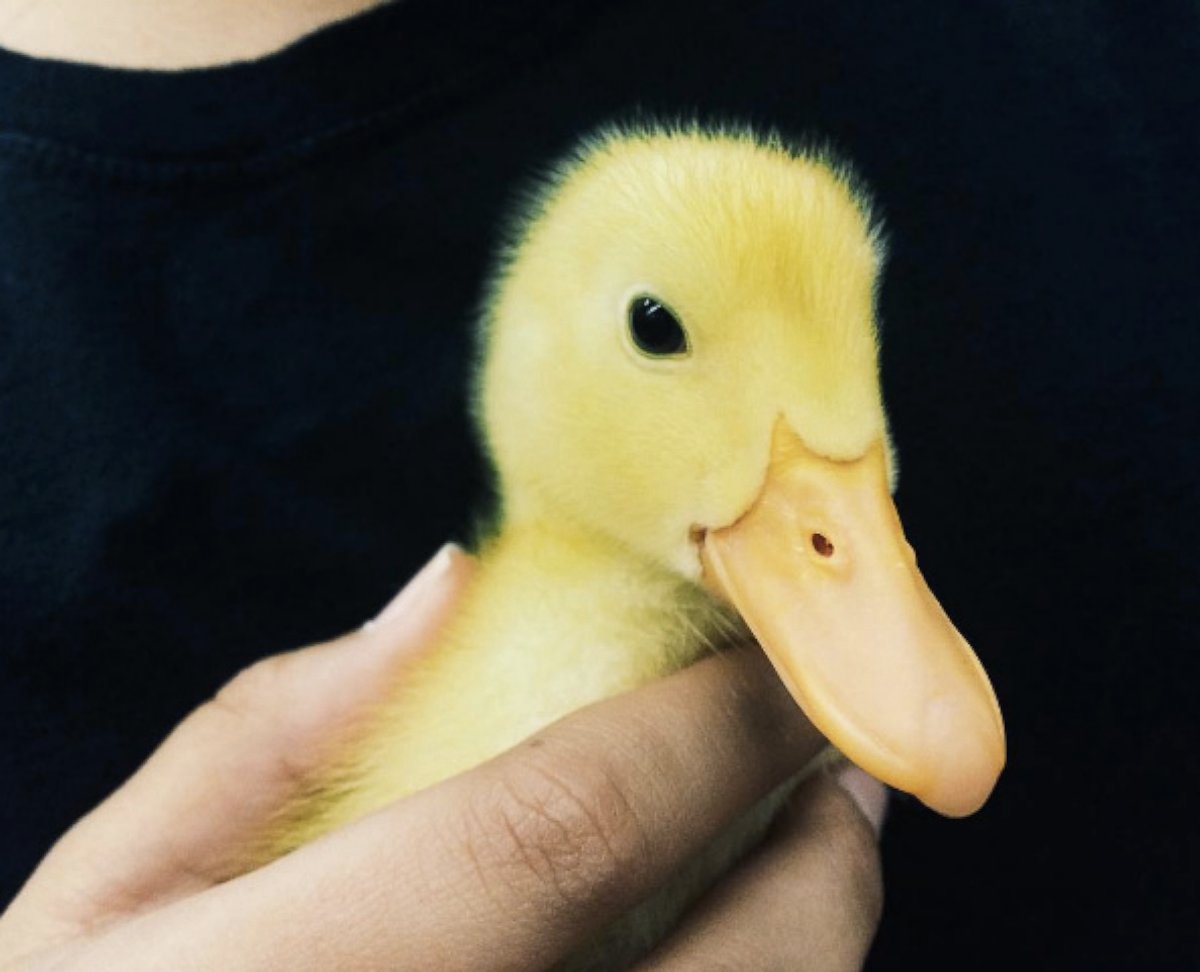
[275,123,1006,965]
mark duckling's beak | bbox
[699,421,1005,816]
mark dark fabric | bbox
[1,2,1196,967]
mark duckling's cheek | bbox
[699,420,1006,818]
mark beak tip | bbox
[918,767,1002,818]
[915,695,1007,818]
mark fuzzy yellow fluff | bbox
[273,123,891,965]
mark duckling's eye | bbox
[628,296,689,358]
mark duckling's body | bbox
[273,123,1005,966]
[284,522,770,968]
[290,522,734,844]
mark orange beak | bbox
[700,421,1005,816]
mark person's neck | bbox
[0,0,389,69]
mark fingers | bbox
[635,764,887,972]
[81,645,828,972]
[1,545,473,951]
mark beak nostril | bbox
[811,533,835,558]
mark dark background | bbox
[1,1,1196,967]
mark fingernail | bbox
[365,543,462,632]
[833,762,889,836]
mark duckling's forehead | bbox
[494,131,888,459]
[554,134,884,444]
[590,135,875,263]
[547,133,881,333]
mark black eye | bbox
[628,295,689,357]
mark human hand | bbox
[0,545,886,972]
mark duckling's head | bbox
[478,124,1004,817]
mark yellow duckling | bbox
[276,123,1006,962]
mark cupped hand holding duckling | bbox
[0,545,886,972]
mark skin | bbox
[0,0,387,68]
[0,546,886,971]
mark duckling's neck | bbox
[471,516,730,688]
[336,518,735,822]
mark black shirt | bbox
[2,2,1197,967]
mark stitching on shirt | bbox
[0,82,453,185]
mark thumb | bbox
[2,544,472,949]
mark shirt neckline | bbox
[0,0,582,169]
